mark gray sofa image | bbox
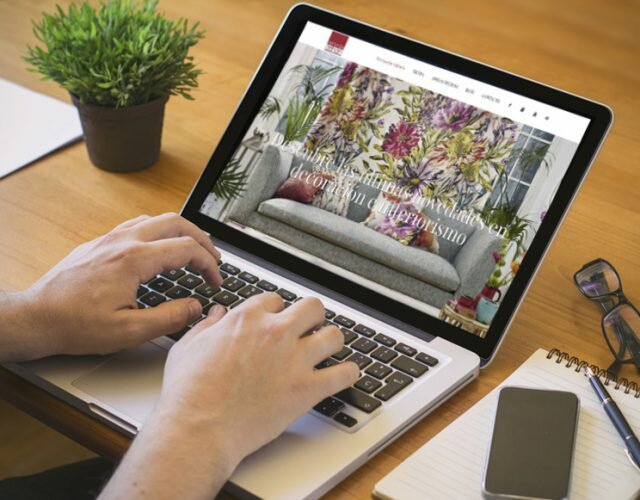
[225,145,501,309]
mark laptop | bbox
[6,4,612,499]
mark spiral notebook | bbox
[374,348,640,500]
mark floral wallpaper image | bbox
[199,43,579,337]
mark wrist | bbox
[145,399,242,484]
[0,289,57,362]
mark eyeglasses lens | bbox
[603,304,640,361]
[576,261,620,298]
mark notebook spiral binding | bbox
[547,348,640,398]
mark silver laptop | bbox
[6,4,611,499]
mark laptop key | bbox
[374,371,413,402]
[324,309,336,319]
[334,315,356,329]
[276,289,297,301]
[222,277,244,292]
[375,382,408,402]
[161,268,185,280]
[177,274,203,290]
[341,328,358,345]
[256,280,277,292]
[351,337,377,354]
[316,358,338,369]
[373,333,396,347]
[238,271,258,284]
[313,397,344,417]
[219,263,240,275]
[331,346,352,361]
[354,375,383,394]
[353,324,375,337]
[365,362,393,380]
[166,285,191,300]
[148,277,173,293]
[387,371,413,387]
[195,283,220,298]
[230,299,245,309]
[371,346,398,363]
[391,356,429,377]
[139,291,166,307]
[137,285,148,298]
[185,265,201,276]
[213,290,239,307]
[192,295,209,307]
[416,352,439,367]
[346,353,372,370]
[238,285,263,299]
[335,387,381,413]
[395,343,418,357]
[334,412,357,428]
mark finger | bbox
[181,304,226,342]
[300,325,344,366]
[137,236,223,285]
[274,297,324,339]
[118,298,202,345]
[112,214,151,231]
[243,292,284,314]
[313,362,360,400]
[130,213,221,262]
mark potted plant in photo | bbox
[25,0,204,172]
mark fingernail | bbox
[189,299,202,318]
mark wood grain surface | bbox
[1,0,638,497]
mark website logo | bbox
[326,31,348,55]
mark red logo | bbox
[326,31,348,55]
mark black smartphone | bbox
[483,387,580,499]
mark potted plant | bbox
[25,0,204,172]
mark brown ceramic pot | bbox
[71,95,169,172]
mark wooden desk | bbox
[1,0,638,497]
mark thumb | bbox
[120,298,202,345]
[181,303,227,342]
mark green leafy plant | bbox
[290,64,340,103]
[283,95,322,144]
[258,96,282,120]
[25,0,204,107]
[213,158,248,202]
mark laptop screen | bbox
[198,21,591,341]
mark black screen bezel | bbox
[181,4,612,362]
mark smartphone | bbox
[483,387,579,499]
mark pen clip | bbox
[624,447,640,473]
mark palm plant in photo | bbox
[212,158,248,202]
[258,96,282,120]
[283,95,322,144]
[282,63,340,144]
[290,64,341,103]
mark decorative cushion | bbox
[274,171,328,204]
[312,171,358,217]
[363,192,423,246]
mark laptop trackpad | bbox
[72,342,167,425]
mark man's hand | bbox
[0,213,222,361]
[101,294,359,500]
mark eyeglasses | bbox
[574,258,640,375]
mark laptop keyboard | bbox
[137,260,439,432]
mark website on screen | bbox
[200,22,590,338]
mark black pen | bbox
[585,366,640,470]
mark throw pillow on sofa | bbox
[274,170,330,204]
[312,171,358,217]
[363,192,439,253]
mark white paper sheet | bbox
[0,78,82,179]
[374,349,640,500]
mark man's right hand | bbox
[101,293,359,500]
